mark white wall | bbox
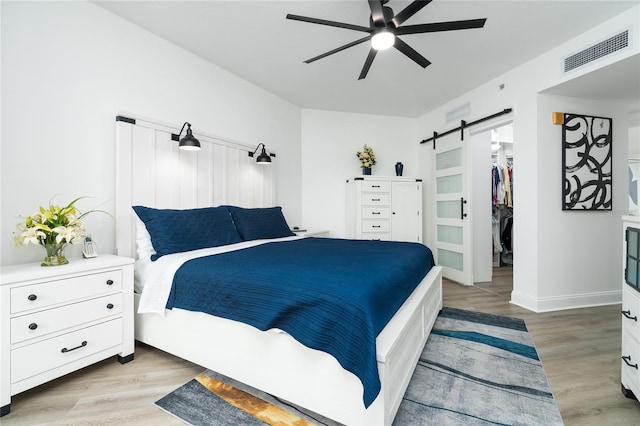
[534,95,627,310]
[418,5,639,311]
[300,109,417,237]
[0,1,302,266]
[631,126,640,159]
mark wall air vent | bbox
[446,102,471,124]
[564,29,629,73]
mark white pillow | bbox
[135,217,157,260]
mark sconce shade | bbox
[256,146,271,163]
[249,143,273,164]
[175,122,201,151]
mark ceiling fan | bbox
[286,0,487,80]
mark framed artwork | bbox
[562,113,612,210]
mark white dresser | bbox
[346,176,423,243]
[622,216,640,401]
[0,254,135,417]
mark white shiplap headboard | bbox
[115,115,276,259]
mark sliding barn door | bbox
[433,131,473,285]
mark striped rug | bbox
[155,307,563,425]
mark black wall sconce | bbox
[171,122,201,151]
[249,143,274,164]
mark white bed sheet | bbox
[135,235,303,315]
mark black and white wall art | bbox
[562,113,612,210]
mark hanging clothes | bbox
[492,207,502,254]
[491,162,514,265]
[503,165,512,208]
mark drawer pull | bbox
[28,294,37,301]
[61,341,87,353]
[372,225,381,228]
[372,212,380,215]
[372,198,380,202]
[28,323,38,330]
[106,279,114,286]
[107,303,114,310]
[371,185,381,188]
[621,310,638,321]
[622,355,638,370]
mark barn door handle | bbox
[461,197,468,220]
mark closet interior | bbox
[491,125,513,267]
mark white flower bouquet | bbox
[14,196,107,265]
[356,144,377,168]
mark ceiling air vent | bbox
[564,29,629,73]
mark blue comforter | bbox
[166,237,435,407]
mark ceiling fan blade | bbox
[393,38,431,68]
[286,14,371,33]
[358,48,378,80]
[304,36,371,64]
[396,18,487,35]
[368,0,385,25]
[392,0,432,27]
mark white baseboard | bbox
[510,290,621,313]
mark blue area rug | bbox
[155,307,564,425]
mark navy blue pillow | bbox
[226,206,295,241]
[132,206,241,261]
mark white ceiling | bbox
[95,0,639,118]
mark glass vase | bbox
[41,242,69,266]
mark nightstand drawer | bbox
[362,220,390,233]
[362,181,390,192]
[11,270,122,314]
[11,294,123,344]
[11,318,123,384]
[361,194,390,206]
[362,207,390,219]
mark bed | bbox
[114,116,443,425]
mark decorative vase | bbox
[395,162,404,176]
[362,167,372,175]
[41,242,69,266]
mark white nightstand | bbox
[0,254,135,417]
[293,229,330,237]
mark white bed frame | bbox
[115,115,443,425]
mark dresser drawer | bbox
[362,181,390,192]
[11,270,122,314]
[360,232,390,241]
[622,286,640,338]
[361,194,390,206]
[622,329,640,394]
[11,293,123,344]
[362,207,390,219]
[11,318,123,383]
[362,220,390,233]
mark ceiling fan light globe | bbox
[371,30,395,50]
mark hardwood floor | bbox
[2,267,639,425]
